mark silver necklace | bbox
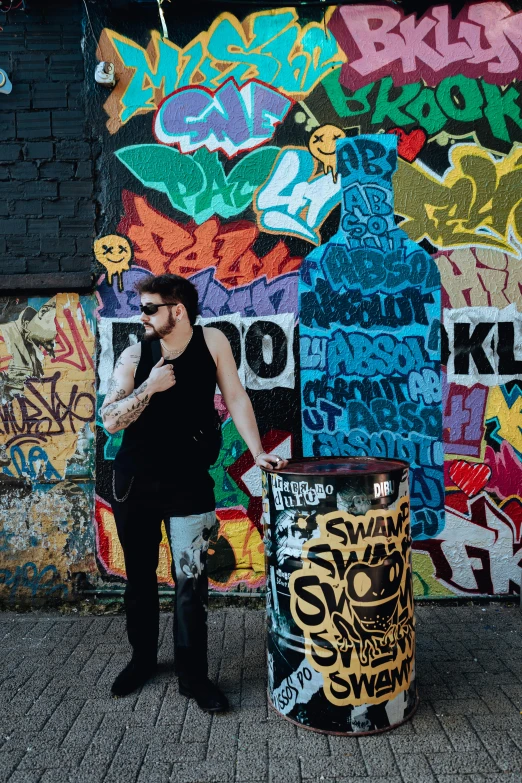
[160,328,193,359]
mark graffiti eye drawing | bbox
[353,570,372,598]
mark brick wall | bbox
[0,0,94,290]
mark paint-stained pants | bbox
[111,470,217,678]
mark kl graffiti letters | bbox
[118,192,300,285]
[99,9,344,130]
[290,501,414,706]
[396,144,522,254]
[299,135,443,538]
[443,305,522,386]
[329,2,522,90]
[116,144,279,225]
[320,71,522,153]
[154,80,292,157]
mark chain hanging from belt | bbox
[112,471,134,503]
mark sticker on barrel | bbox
[289,498,414,707]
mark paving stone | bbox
[269,756,301,783]
[425,751,500,775]
[236,748,268,781]
[358,735,399,775]
[137,761,173,782]
[395,752,437,782]
[171,760,235,782]
[299,750,367,778]
[1,606,522,783]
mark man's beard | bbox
[143,310,176,342]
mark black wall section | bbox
[0,0,95,290]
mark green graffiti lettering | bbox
[435,75,484,124]
[321,74,522,154]
[371,78,422,127]
[115,144,278,224]
[481,82,522,145]
[404,89,447,136]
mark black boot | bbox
[111,659,157,697]
[178,676,229,712]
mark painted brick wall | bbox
[0,0,94,290]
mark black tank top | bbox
[114,325,216,509]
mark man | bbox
[101,273,287,711]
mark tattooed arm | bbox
[100,344,176,434]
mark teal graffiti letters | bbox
[116,144,279,224]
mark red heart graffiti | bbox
[386,128,426,162]
[449,461,492,497]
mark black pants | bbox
[111,471,217,679]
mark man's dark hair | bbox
[135,274,199,325]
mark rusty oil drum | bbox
[261,457,417,735]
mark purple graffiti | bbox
[443,372,488,458]
[154,79,292,157]
[95,267,152,318]
[96,266,297,320]
[330,2,522,90]
[190,268,298,318]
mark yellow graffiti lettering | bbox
[396,144,522,254]
[486,386,522,456]
[289,502,414,707]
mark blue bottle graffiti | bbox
[299,134,444,539]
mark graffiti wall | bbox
[87,2,522,598]
[0,294,97,603]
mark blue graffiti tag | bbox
[299,135,444,539]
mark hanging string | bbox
[158,0,169,40]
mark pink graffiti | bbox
[52,304,94,372]
[415,491,522,594]
[485,441,522,500]
[330,2,522,90]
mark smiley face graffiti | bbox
[308,124,346,182]
[94,234,133,291]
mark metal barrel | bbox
[261,457,417,735]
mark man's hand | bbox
[147,356,176,394]
[255,452,288,471]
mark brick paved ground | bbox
[0,604,521,783]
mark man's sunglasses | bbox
[139,303,177,316]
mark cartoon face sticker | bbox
[308,125,346,182]
[94,235,132,291]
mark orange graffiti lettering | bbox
[118,191,301,288]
